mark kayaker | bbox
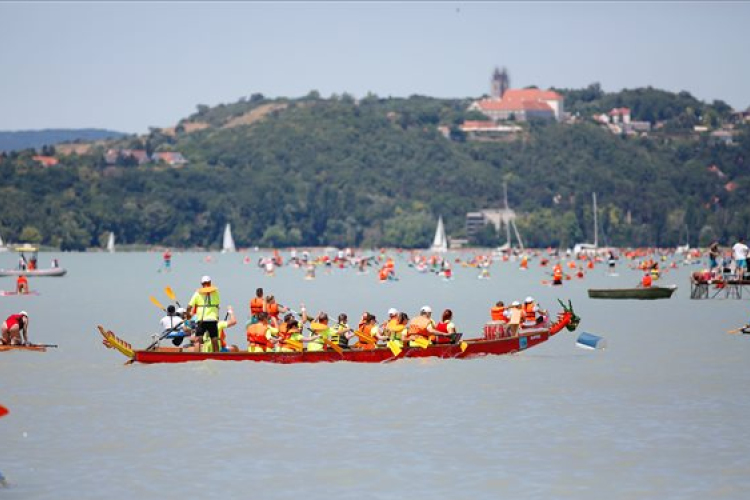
[16,275,29,294]
[202,306,237,353]
[188,276,221,353]
[249,288,265,325]
[507,301,523,336]
[246,311,272,353]
[433,309,457,344]
[1,311,29,345]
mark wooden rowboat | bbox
[97,304,580,365]
[587,285,677,300]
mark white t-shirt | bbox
[732,242,749,261]
[159,315,182,331]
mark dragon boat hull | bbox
[98,309,578,365]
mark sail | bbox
[222,223,236,253]
[107,232,115,253]
[430,216,448,253]
[573,192,598,255]
[0,233,6,252]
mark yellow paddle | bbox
[149,295,165,311]
[460,341,468,352]
[164,286,181,307]
[324,338,344,355]
[354,330,376,344]
[283,339,304,352]
[412,337,431,349]
[387,340,402,357]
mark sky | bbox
[1,1,748,133]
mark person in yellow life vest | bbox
[303,311,335,352]
[650,263,660,280]
[553,264,564,285]
[246,312,272,353]
[522,296,539,326]
[202,306,238,352]
[280,318,303,352]
[16,275,29,294]
[407,306,436,347]
[188,276,221,353]
[249,288,265,325]
[332,313,354,349]
[384,312,408,348]
[490,301,507,323]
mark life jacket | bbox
[524,303,536,322]
[250,297,264,315]
[267,302,279,319]
[520,257,528,269]
[490,306,505,321]
[553,266,563,281]
[191,288,220,322]
[587,260,595,269]
[434,322,454,344]
[379,268,389,281]
[408,316,432,337]
[357,323,376,350]
[642,274,652,288]
[434,322,449,334]
[246,323,270,350]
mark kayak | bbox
[0,268,67,277]
[98,303,580,365]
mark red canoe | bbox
[98,307,580,365]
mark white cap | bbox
[420,305,432,314]
[176,307,186,314]
[201,275,211,283]
[19,310,28,317]
[511,301,521,307]
[388,308,398,316]
[525,296,534,303]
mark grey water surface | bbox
[1,251,749,499]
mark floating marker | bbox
[576,332,606,350]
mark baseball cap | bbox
[525,296,534,303]
[201,275,211,283]
[420,305,432,314]
[388,308,398,316]
[19,310,28,317]
[511,301,521,307]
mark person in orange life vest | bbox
[522,297,540,326]
[553,263,564,285]
[490,301,508,323]
[265,295,288,328]
[378,267,390,281]
[520,255,528,270]
[641,273,652,288]
[16,275,29,294]
[433,309,457,344]
[2,311,29,345]
[249,288,265,325]
[246,312,272,352]
[407,306,436,346]
[355,313,380,350]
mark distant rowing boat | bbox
[0,290,40,296]
[0,344,55,353]
[98,303,580,365]
[587,285,677,300]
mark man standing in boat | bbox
[1,311,29,345]
[188,276,221,353]
[732,238,748,280]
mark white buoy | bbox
[576,332,606,350]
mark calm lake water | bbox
[2,250,750,499]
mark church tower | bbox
[491,67,510,99]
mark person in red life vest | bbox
[249,288,265,325]
[16,275,29,294]
[641,273,652,288]
[1,311,29,345]
[433,309,458,344]
[553,263,564,285]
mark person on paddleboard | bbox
[16,275,29,294]
[1,311,29,345]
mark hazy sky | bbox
[1,1,748,133]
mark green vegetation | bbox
[0,87,747,250]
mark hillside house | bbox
[152,152,188,166]
[32,155,59,167]
[469,88,564,122]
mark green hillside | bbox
[0,89,748,250]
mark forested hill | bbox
[0,88,748,250]
[0,129,127,152]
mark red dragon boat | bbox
[98,302,579,365]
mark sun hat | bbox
[201,275,211,283]
[19,310,28,317]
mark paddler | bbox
[249,288,265,324]
[641,272,652,288]
[302,310,333,352]
[246,311,272,353]
[490,301,508,323]
[188,276,221,353]
[15,275,29,294]
[522,297,541,326]
[507,301,523,336]
[406,306,436,347]
[331,313,354,349]
[552,263,563,285]
[433,309,458,344]
[354,312,380,350]
[1,311,29,345]
[159,305,184,347]
[202,306,238,353]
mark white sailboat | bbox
[0,233,7,252]
[496,182,524,253]
[222,223,236,253]
[430,216,448,253]
[573,192,598,256]
[107,232,115,253]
